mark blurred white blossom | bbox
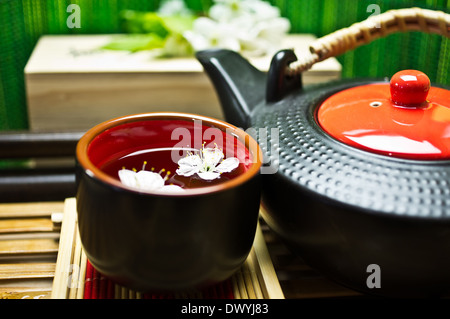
[158,0,192,16]
[184,17,241,52]
[107,0,289,57]
[184,0,290,56]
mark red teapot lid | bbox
[317,70,450,160]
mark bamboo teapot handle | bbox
[287,7,450,76]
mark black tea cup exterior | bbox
[75,112,262,292]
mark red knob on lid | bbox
[317,70,450,160]
[390,70,430,106]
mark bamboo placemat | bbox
[0,200,64,299]
[51,198,285,299]
[0,198,363,299]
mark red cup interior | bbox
[77,113,262,195]
[88,119,252,170]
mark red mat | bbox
[83,260,235,299]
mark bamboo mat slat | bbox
[0,263,55,280]
[0,201,63,299]
[51,198,78,299]
[0,287,52,299]
[0,239,59,258]
[0,202,64,219]
[0,218,55,234]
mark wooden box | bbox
[25,34,341,131]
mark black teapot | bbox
[197,8,450,297]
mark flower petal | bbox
[197,171,221,180]
[118,169,138,188]
[191,17,218,37]
[209,2,239,22]
[160,184,185,193]
[202,147,224,168]
[178,154,202,166]
[242,0,280,20]
[183,30,210,51]
[135,170,165,190]
[215,157,239,173]
[176,155,202,176]
[218,36,241,52]
[257,18,291,41]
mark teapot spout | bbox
[196,49,266,129]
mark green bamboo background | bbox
[0,0,448,130]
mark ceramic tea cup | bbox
[75,112,263,292]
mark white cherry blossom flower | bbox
[176,144,239,180]
[158,0,192,16]
[210,0,281,22]
[118,167,184,193]
[183,17,241,52]
[184,0,290,56]
[209,0,246,22]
